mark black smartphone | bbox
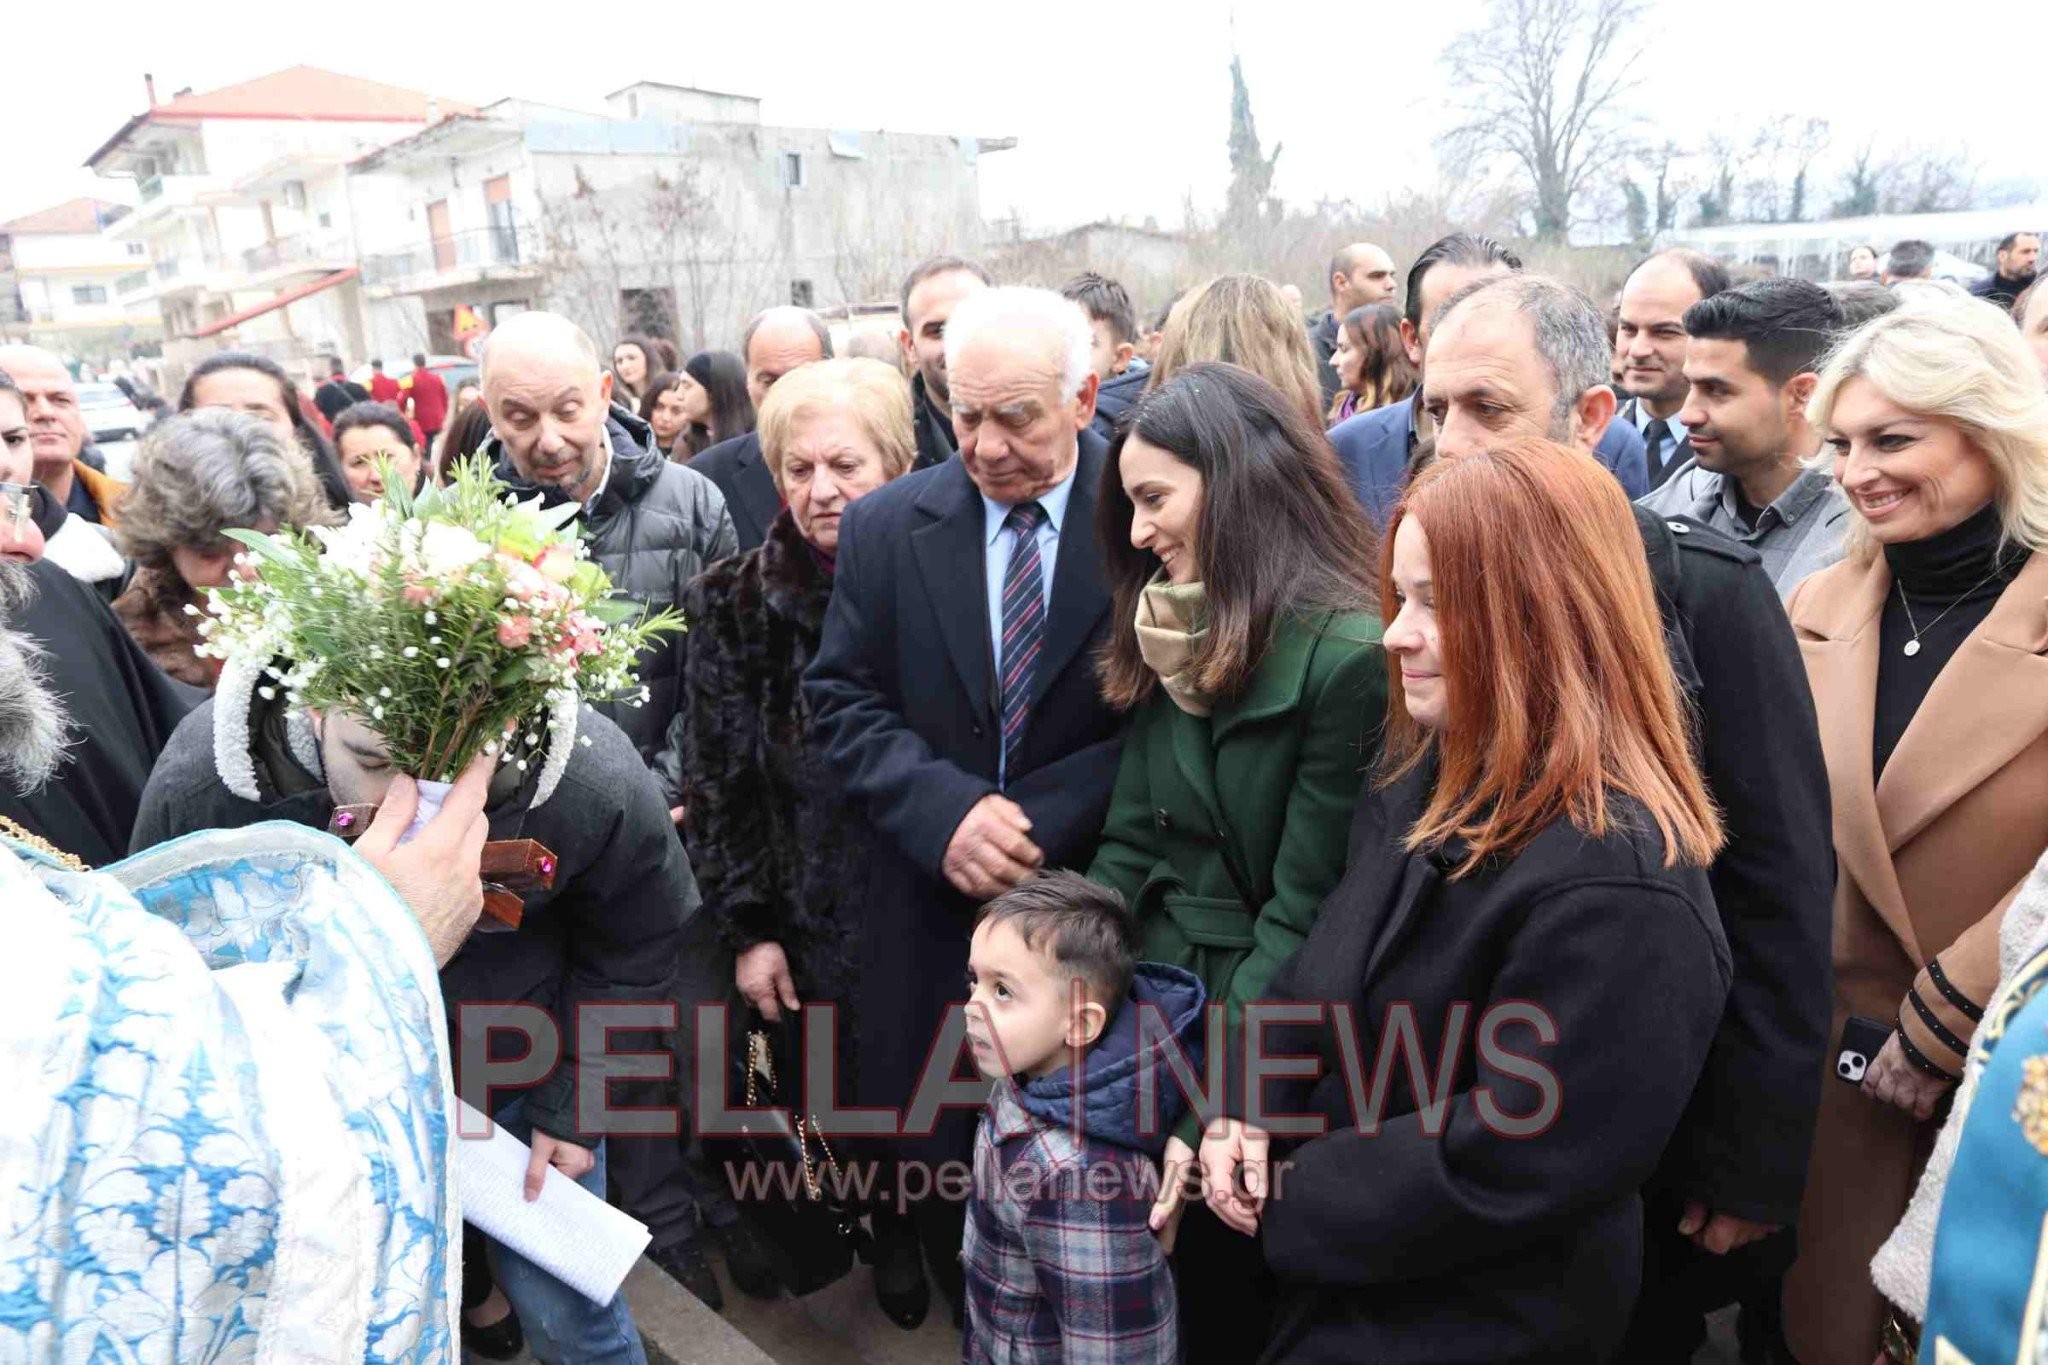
[1836,1016,1893,1085]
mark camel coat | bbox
[1782,547,2048,1365]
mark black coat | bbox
[1,559,195,865]
[129,697,696,1145]
[688,431,779,553]
[1635,507,1835,1226]
[802,431,1127,1134]
[672,509,869,1064]
[910,372,958,471]
[1086,367,1149,444]
[1310,309,1342,405]
[1235,762,1732,1364]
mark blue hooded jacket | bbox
[963,962,1206,1364]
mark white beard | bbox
[0,561,73,793]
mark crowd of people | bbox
[4,222,2048,1365]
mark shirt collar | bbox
[583,424,617,509]
[1717,461,1833,526]
[982,459,1079,546]
[1630,397,1688,447]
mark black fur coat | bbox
[673,508,867,1032]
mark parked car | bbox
[75,382,148,443]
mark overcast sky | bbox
[4,0,2033,233]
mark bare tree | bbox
[1440,0,1645,243]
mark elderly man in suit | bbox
[805,286,1127,1328]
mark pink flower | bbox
[497,616,534,648]
[534,545,576,584]
[403,582,434,606]
[569,614,603,657]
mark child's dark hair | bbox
[978,871,1136,1020]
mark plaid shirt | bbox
[961,1080,1179,1364]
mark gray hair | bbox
[0,561,70,792]
[115,410,338,575]
[942,286,1094,401]
[1434,274,1614,428]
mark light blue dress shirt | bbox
[981,466,1078,784]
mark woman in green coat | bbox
[1086,361,1386,1364]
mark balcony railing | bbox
[241,234,351,274]
[361,223,538,288]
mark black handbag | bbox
[701,1007,869,1297]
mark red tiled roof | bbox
[0,197,128,235]
[153,66,472,122]
[87,67,475,168]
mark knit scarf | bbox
[1135,574,1213,716]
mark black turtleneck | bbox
[1874,501,2029,777]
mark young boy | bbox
[960,870,1206,1364]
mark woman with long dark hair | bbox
[1327,302,1418,425]
[331,402,427,501]
[1197,439,1730,1362]
[611,334,658,405]
[178,352,350,509]
[1086,361,1385,1363]
[677,351,755,459]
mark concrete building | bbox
[0,198,161,358]
[349,81,1009,358]
[85,67,473,389]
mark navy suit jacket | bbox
[803,428,1128,1125]
[1330,398,1649,528]
[688,431,779,552]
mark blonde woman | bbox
[1148,275,1327,432]
[667,358,927,1325]
[1782,289,2048,1365]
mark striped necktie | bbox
[999,501,1049,773]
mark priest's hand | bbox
[356,754,492,965]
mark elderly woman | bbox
[1782,290,2048,1365]
[666,357,921,1324]
[113,410,336,690]
[332,400,427,501]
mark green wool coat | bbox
[1086,609,1387,1140]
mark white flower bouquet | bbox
[197,456,680,792]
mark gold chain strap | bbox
[0,815,90,872]
[743,1027,841,1201]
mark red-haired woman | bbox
[1197,439,1733,1363]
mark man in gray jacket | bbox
[481,311,737,802]
[1638,278,1850,601]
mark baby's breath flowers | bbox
[200,456,680,785]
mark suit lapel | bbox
[1877,551,2048,852]
[1026,430,1111,710]
[910,463,997,721]
[733,439,783,546]
[1794,556,1920,960]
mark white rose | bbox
[310,502,382,577]
[412,521,492,577]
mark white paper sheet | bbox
[454,1099,652,1305]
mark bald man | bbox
[1311,242,1397,402]
[688,306,834,550]
[479,311,733,792]
[0,345,125,525]
[475,310,744,1306]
